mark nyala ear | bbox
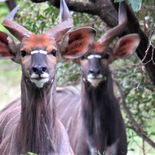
[0,31,16,59]
[113,34,140,59]
[61,27,96,59]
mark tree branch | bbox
[114,79,155,148]
[31,0,47,2]
[32,0,118,27]
[111,1,155,84]
[51,0,98,15]
[5,0,16,11]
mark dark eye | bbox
[21,50,27,57]
[50,49,57,57]
[81,56,85,60]
[81,54,87,60]
[103,53,110,59]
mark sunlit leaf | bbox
[129,0,142,11]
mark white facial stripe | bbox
[87,54,101,59]
[87,74,104,87]
[31,73,49,79]
[31,50,48,55]
[40,72,49,78]
[31,73,39,79]
[87,78,103,87]
[87,74,103,79]
[30,73,50,88]
[30,78,50,88]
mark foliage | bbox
[0,2,8,31]
[16,1,59,33]
[114,0,142,11]
[56,61,80,86]
[21,152,38,155]
[27,152,38,155]
[113,55,155,154]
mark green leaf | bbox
[128,0,142,11]
[114,0,142,12]
[28,152,38,155]
[114,0,124,2]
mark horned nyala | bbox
[57,2,140,155]
[0,0,74,155]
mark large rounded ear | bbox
[0,31,16,59]
[113,33,140,59]
[61,27,96,59]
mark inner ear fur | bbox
[113,33,140,59]
[0,31,16,59]
[61,27,96,59]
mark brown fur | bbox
[0,54,74,155]
[91,41,106,53]
[57,14,139,154]
[0,10,74,155]
[0,0,74,154]
[0,32,14,57]
[61,28,96,57]
[21,34,57,52]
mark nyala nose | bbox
[32,65,47,75]
[89,68,100,76]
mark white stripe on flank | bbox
[31,50,47,55]
[87,54,101,59]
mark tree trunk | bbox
[5,0,16,11]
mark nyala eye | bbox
[50,49,57,57]
[103,53,110,59]
[21,50,27,57]
[81,56,85,59]
[81,55,87,60]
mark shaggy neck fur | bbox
[18,75,56,155]
[82,71,121,153]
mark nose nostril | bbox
[32,67,37,73]
[89,69,100,75]
[42,67,47,72]
[32,65,47,75]
[89,70,94,74]
[96,70,100,74]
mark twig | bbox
[5,0,17,11]
[114,79,155,149]
[141,41,152,65]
